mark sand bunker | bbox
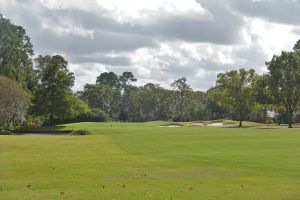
[207,122,223,127]
[192,123,204,126]
[159,125,182,128]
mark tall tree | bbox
[119,71,137,90]
[79,84,118,119]
[96,72,120,89]
[133,83,170,121]
[267,51,300,128]
[188,91,208,121]
[119,72,138,121]
[293,39,300,52]
[31,55,75,124]
[171,77,192,121]
[96,71,122,119]
[253,74,274,124]
[0,76,30,130]
[206,87,228,119]
[0,14,37,91]
[216,68,256,127]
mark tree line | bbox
[1,14,300,131]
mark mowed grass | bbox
[1,122,300,200]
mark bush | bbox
[0,129,13,135]
[70,130,90,135]
[0,76,30,130]
[23,115,42,127]
[64,108,108,123]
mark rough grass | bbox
[1,121,300,199]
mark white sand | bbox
[207,122,223,127]
[159,125,182,128]
[192,123,204,126]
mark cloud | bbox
[0,0,299,91]
[229,0,300,26]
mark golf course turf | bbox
[1,121,300,199]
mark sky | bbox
[1,0,299,91]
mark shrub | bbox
[70,130,90,135]
[0,76,30,130]
[0,129,13,135]
[23,115,42,127]
[64,108,108,123]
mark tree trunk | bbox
[288,108,293,128]
[49,111,54,125]
[239,109,242,127]
[277,113,282,125]
[263,109,267,124]
[49,90,55,125]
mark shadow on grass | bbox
[14,125,91,135]
[14,125,72,134]
[223,125,300,129]
[223,126,254,129]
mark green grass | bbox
[1,121,300,199]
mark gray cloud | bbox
[229,0,300,25]
[70,55,132,66]
[0,0,298,91]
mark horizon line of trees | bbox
[1,14,300,131]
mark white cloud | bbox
[41,17,95,38]
[69,63,107,91]
[95,0,210,24]
[245,17,298,59]
[38,0,96,10]
[1,0,299,91]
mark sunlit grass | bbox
[1,122,300,199]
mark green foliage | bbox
[31,55,75,124]
[215,68,257,126]
[0,14,37,91]
[0,129,13,135]
[96,71,120,89]
[206,87,228,119]
[64,95,90,120]
[252,74,274,123]
[79,84,120,119]
[293,39,300,52]
[67,108,108,123]
[23,115,42,127]
[132,83,173,121]
[267,51,300,128]
[0,76,30,130]
[171,77,193,121]
[119,71,137,89]
[79,71,140,121]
